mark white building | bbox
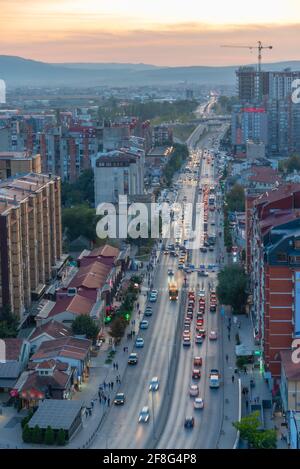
[94,151,144,206]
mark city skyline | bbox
[1,0,300,65]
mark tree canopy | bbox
[233,412,277,449]
[226,184,245,212]
[62,204,99,242]
[278,154,300,174]
[61,169,94,208]
[217,264,248,314]
[71,314,99,340]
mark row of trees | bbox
[164,143,189,186]
[22,424,66,446]
[61,169,95,208]
[226,183,245,213]
[278,154,300,174]
[223,203,233,253]
[217,264,248,314]
[233,412,277,449]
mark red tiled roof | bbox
[29,320,72,342]
[3,339,23,361]
[31,337,91,362]
[21,368,70,393]
[48,294,94,318]
[248,166,281,184]
[89,244,119,259]
[69,261,111,290]
[254,183,300,208]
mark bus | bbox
[169,282,179,301]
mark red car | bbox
[193,356,203,367]
[192,369,201,380]
[196,318,204,327]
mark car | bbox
[149,290,158,302]
[114,393,125,405]
[195,334,203,344]
[144,307,153,317]
[198,328,206,338]
[194,356,202,367]
[209,246,214,252]
[209,330,218,340]
[184,317,192,324]
[184,325,191,334]
[178,263,184,270]
[168,269,174,276]
[192,369,201,379]
[189,384,199,397]
[164,250,169,255]
[198,270,208,277]
[140,319,149,329]
[198,290,205,298]
[184,417,195,429]
[186,311,193,319]
[196,318,204,327]
[135,337,144,348]
[149,377,159,391]
[200,247,207,253]
[128,353,138,365]
[139,406,150,423]
[182,336,191,346]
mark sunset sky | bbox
[1,0,300,65]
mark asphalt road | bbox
[91,129,224,449]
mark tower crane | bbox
[220,41,273,72]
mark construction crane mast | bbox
[221,41,273,72]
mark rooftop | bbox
[28,399,83,430]
[29,320,72,342]
[31,336,91,362]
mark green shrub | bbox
[44,426,55,445]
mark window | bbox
[277,252,287,262]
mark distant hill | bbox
[1,55,300,88]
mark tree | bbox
[32,425,43,444]
[22,424,33,443]
[62,205,99,242]
[44,426,55,445]
[233,412,277,449]
[61,169,94,207]
[72,315,99,340]
[56,428,66,446]
[109,317,127,341]
[226,184,245,212]
[279,154,300,174]
[0,304,18,338]
[217,264,248,314]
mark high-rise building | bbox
[236,67,269,103]
[0,173,63,320]
[0,152,41,179]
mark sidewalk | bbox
[69,244,162,449]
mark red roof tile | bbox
[29,320,72,342]
[31,337,91,362]
[3,339,24,361]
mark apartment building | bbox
[94,151,144,206]
[248,184,300,379]
[0,173,63,320]
[0,152,41,179]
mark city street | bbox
[91,127,232,449]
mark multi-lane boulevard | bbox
[92,128,227,449]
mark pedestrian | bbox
[111,381,114,390]
[103,381,106,389]
[99,395,102,404]
[225,354,228,363]
[116,362,118,371]
[137,302,139,310]
[107,398,110,407]
[228,334,231,341]
[232,375,235,383]
[113,362,116,370]
[123,347,126,352]
[246,400,249,410]
[244,367,247,374]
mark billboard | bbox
[294,272,300,337]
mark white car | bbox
[189,384,199,397]
[139,406,150,423]
[149,377,159,391]
[209,330,218,340]
[194,397,204,409]
[135,337,144,348]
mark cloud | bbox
[1,20,300,65]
